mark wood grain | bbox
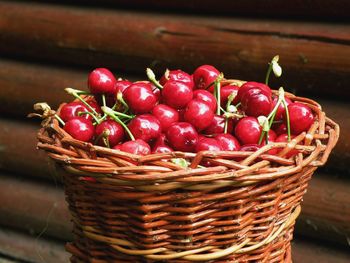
[0,2,349,99]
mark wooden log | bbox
[0,227,70,263]
[0,169,349,246]
[0,2,349,98]
[0,174,72,241]
[60,0,350,19]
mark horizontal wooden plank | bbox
[0,174,72,241]
[49,0,350,19]
[0,227,69,263]
[0,2,349,99]
[0,170,349,246]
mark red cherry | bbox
[184,99,214,131]
[286,103,314,134]
[128,114,161,143]
[117,139,151,155]
[95,120,125,147]
[177,108,186,121]
[273,123,287,136]
[235,117,262,145]
[193,65,220,90]
[203,115,233,135]
[152,104,179,132]
[193,89,217,112]
[64,117,94,142]
[219,85,240,106]
[152,145,173,154]
[124,82,157,114]
[152,133,168,148]
[272,96,292,121]
[215,133,240,151]
[241,89,272,117]
[60,102,91,122]
[162,80,193,109]
[115,80,132,94]
[259,129,277,155]
[160,69,194,89]
[166,122,199,152]
[85,98,103,114]
[235,81,271,104]
[88,68,117,94]
[195,137,222,152]
[275,134,298,158]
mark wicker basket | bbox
[37,84,339,262]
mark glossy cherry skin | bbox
[128,114,161,143]
[152,145,173,154]
[162,80,193,109]
[60,102,91,122]
[220,85,240,106]
[272,96,292,121]
[184,99,214,131]
[166,122,199,152]
[193,89,217,112]
[259,129,277,155]
[234,81,271,105]
[286,103,314,134]
[193,65,220,90]
[95,120,125,147]
[203,115,233,135]
[115,80,132,94]
[124,82,158,114]
[215,133,240,151]
[160,69,194,89]
[85,98,103,114]
[240,144,261,152]
[152,104,179,132]
[195,137,222,152]
[275,134,298,158]
[63,117,94,142]
[241,89,272,117]
[116,139,151,155]
[88,68,117,94]
[273,123,287,136]
[234,117,262,145]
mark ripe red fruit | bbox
[235,81,271,104]
[152,104,179,132]
[95,120,125,147]
[219,85,240,106]
[88,68,117,94]
[241,89,272,117]
[259,129,278,155]
[184,99,214,131]
[272,96,292,121]
[124,82,157,114]
[195,137,222,152]
[275,134,298,158]
[240,144,260,152]
[235,117,262,145]
[203,115,233,135]
[162,80,193,109]
[128,114,161,142]
[215,133,240,151]
[193,65,220,90]
[286,103,314,134]
[160,69,194,89]
[117,139,151,155]
[63,117,94,142]
[193,89,217,112]
[166,122,199,152]
[115,80,132,94]
[273,123,287,136]
[85,98,103,114]
[152,145,173,154]
[60,102,91,122]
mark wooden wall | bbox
[0,1,349,262]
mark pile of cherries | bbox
[57,62,314,159]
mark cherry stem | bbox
[265,62,273,85]
[146,68,163,89]
[65,87,99,117]
[224,118,229,134]
[78,111,101,124]
[214,73,224,115]
[282,99,291,141]
[54,114,65,126]
[94,129,110,148]
[101,106,135,141]
[117,92,129,112]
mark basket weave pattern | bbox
[37,88,339,262]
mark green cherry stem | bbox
[214,73,224,115]
[117,92,129,112]
[265,63,273,85]
[224,118,229,134]
[101,106,135,141]
[55,114,65,126]
[282,99,291,141]
[65,87,99,116]
[78,111,101,124]
[146,68,163,89]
